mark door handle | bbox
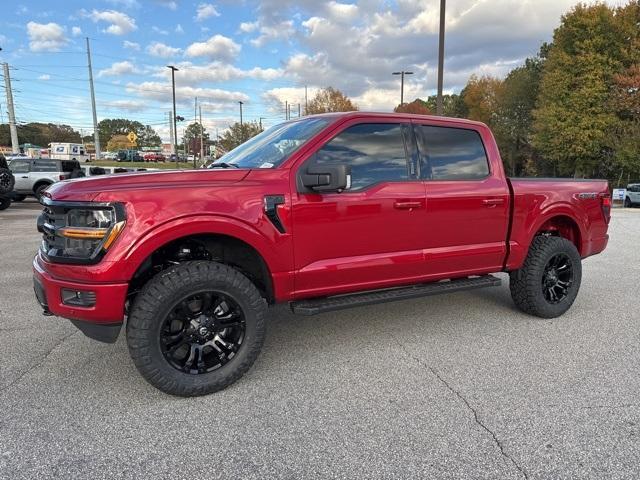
[482,198,504,207]
[21,176,28,178]
[394,200,423,210]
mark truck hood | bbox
[45,169,251,202]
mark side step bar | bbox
[290,275,502,316]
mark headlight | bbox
[39,200,126,264]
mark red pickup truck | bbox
[33,112,610,396]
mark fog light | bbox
[61,289,96,307]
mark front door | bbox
[291,121,428,298]
[9,160,32,193]
[414,123,510,276]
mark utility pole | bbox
[392,71,413,106]
[238,101,243,126]
[285,100,288,120]
[436,0,446,116]
[304,86,308,115]
[298,103,301,118]
[287,103,291,121]
[168,110,174,154]
[199,104,203,166]
[259,117,265,130]
[2,63,18,153]
[167,65,179,166]
[85,38,101,159]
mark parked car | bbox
[9,158,83,200]
[624,183,640,207]
[33,112,611,397]
[102,151,118,161]
[117,149,143,162]
[143,153,166,162]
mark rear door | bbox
[415,123,510,275]
[291,121,428,297]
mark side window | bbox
[9,160,30,173]
[32,160,57,172]
[313,123,409,190]
[416,125,489,180]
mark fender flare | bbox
[525,202,588,254]
[119,214,284,280]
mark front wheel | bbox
[624,197,632,208]
[0,196,10,210]
[127,261,267,396]
[509,236,582,318]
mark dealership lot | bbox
[0,200,638,479]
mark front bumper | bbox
[33,254,127,343]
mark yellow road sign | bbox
[127,131,138,144]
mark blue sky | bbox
[0,0,620,141]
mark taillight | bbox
[600,193,611,224]
[60,175,67,180]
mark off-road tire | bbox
[509,236,582,318]
[0,196,10,210]
[127,261,267,397]
[0,168,14,195]
[624,197,632,208]
[12,194,26,202]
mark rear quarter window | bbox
[416,125,489,180]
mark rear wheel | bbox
[127,261,267,396]
[12,194,26,202]
[509,236,582,318]
[624,197,632,208]
[0,196,10,210]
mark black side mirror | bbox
[301,164,351,192]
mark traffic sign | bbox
[127,131,138,144]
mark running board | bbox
[290,275,502,316]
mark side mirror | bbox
[301,164,351,192]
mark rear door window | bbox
[312,123,409,190]
[415,125,489,180]
[32,160,58,172]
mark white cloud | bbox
[152,26,169,35]
[126,81,249,106]
[239,21,258,33]
[175,24,184,34]
[157,0,177,9]
[26,21,68,52]
[195,3,220,21]
[249,20,295,47]
[98,60,136,77]
[106,0,140,8]
[102,99,147,112]
[85,9,137,35]
[146,41,181,58]
[123,40,140,50]
[326,1,359,22]
[71,26,82,36]
[185,34,240,62]
[152,61,282,85]
[38,74,51,80]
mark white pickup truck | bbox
[8,158,83,200]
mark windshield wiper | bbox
[209,162,239,169]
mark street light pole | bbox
[167,65,179,167]
[392,71,413,106]
[436,0,446,116]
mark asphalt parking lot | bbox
[0,198,638,479]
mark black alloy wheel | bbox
[541,253,573,304]
[161,290,246,374]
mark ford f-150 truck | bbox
[33,112,611,396]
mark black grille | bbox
[40,204,69,259]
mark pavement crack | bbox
[0,330,77,393]
[393,337,528,480]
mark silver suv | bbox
[8,158,83,200]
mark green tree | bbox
[183,122,210,156]
[532,3,625,177]
[97,119,161,149]
[306,87,358,114]
[0,122,81,146]
[423,93,468,118]
[218,121,263,152]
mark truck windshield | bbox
[209,117,331,169]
